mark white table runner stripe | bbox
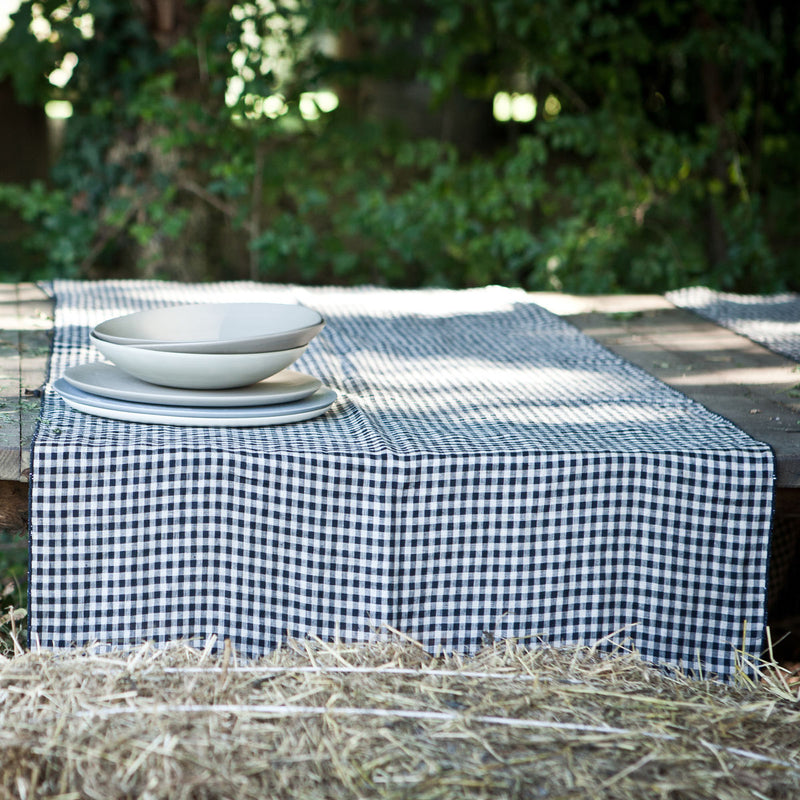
[29,280,775,678]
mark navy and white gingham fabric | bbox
[667,286,800,363]
[29,280,775,679]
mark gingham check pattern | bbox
[667,286,800,362]
[29,280,775,678]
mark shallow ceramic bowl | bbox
[92,302,324,354]
[90,332,307,389]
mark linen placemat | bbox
[28,280,775,679]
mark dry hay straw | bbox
[0,629,799,800]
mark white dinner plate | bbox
[53,379,337,427]
[63,362,322,408]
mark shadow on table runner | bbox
[667,286,800,363]
[28,280,775,680]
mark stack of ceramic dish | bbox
[53,303,336,426]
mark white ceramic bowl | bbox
[90,332,307,389]
[92,302,324,354]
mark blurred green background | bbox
[0,0,797,294]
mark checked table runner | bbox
[667,286,800,363]
[29,280,775,679]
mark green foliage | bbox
[0,0,797,292]
[244,127,546,288]
[0,182,89,278]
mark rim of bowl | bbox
[92,302,324,351]
[92,320,324,353]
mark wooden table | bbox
[0,283,51,528]
[3,285,800,526]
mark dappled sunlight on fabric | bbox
[367,397,680,427]
[337,350,694,410]
[294,284,525,318]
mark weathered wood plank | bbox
[0,283,22,481]
[18,282,53,477]
[0,282,51,484]
[530,293,800,488]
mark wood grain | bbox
[0,283,51,485]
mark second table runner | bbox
[29,280,775,679]
[667,286,800,363]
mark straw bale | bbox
[0,634,799,799]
